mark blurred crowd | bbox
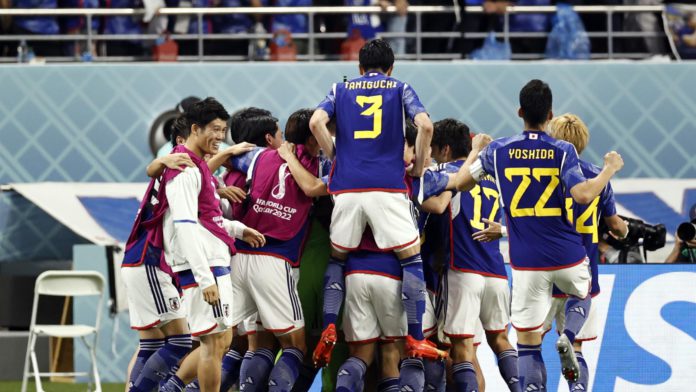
[0,0,680,60]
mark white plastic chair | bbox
[21,271,105,392]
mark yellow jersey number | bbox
[565,196,600,243]
[354,95,383,139]
[504,167,561,217]
[469,185,500,230]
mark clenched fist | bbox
[472,134,493,151]
[604,151,624,173]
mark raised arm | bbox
[207,142,256,173]
[569,151,623,205]
[146,153,195,178]
[309,109,335,160]
[411,112,434,177]
[454,134,493,192]
[278,142,329,198]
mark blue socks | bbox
[240,348,274,391]
[497,349,521,392]
[269,347,304,392]
[564,295,591,343]
[568,352,589,392]
[424,359,446,392]
[160,375,186,392]
[336,356,367,392]
[220,349,243,392]
[378,377,399,392]
[452,361,478,392]
[131,334,192,392]
[398,358,425,392]
[322,257,345,328]
[239,350,255,390]
[129,338,164,388]
[400,254,427,340]
[518,343,546,391]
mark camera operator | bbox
[666,204,696,263]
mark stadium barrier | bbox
[0,4,667,61]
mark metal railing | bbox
[0,5,667,62]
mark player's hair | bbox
[405,121,417,147]
[285,108,314,145]
[359,39,395,73]
[230,107,273,143]
[519,79,553,128]
[240,114,279,146]
[185,97,230,130]
[548,113,589,154]
[433,118,472,158]
[170,115,190,148]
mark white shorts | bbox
[121,264,186,330]
[231,253,304,335]
[511,258,591,332]
[182,272,234,337]
[343,274,438,343]
[543,295,598,342]
[331,192,419,251]
[443,270,510,338]
[236,313,259,336]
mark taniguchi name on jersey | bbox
[345,80,398,90]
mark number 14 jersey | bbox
[478,131,588,270]
[317,72,427,194]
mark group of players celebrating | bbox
[121,38,628,392]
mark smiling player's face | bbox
[199,118,227,155]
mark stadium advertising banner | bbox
[477,264,696,392]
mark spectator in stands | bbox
[346,0,408,55]
[624,0,667,55]
[60,0,99,58]
[172,0,215,56]
[211,0,265,57]
[9,0,62,57]
[103,0,145,57]
[271,0,313,54]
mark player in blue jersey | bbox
[453,80,624,390]
[310,40,445,386]
[543,114,628,392]
[430,119,520,392]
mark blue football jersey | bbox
[345,250,402,280]
[317,72,427,194]
[447,161,507,278]
[479,131,588,270]
[554,159,617,297]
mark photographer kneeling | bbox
[666,204,696,263]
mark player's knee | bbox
[278,329,306,353]
[485,331,512,353]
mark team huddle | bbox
[121,39,627,392]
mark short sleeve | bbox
[478,145,496,178]
[402,84,427,121]
[316,84,337,118]
[560,145,587,191]
[600,181,617,217]
[422,170,449,200]
[229,147,265,173]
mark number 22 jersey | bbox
[316,71,427,194]
[478,131,588,270]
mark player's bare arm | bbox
[146,153,195,178]
[206,141,256,173]
[420,191,453,214]
[604,214,629,239]
[309,109,335,159]
[454,134,493,192]
[277,141,329,197]
[569,151,624,204]
[217,186,246,203]
[410,112,434,177]
[472,218,504,242]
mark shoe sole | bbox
[556,337,580,382]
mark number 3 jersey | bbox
[316,71,427,194]
[478,131,588,270]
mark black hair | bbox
[170,116,190,148]
[285,108,314,145]
[359,39,395,73]
[185,97,230,131]
[230,107,273,143]
[519,79,553,128]
[242,114,280,146]
[176,96,201,113]
[405,121,417,147]
[432,118,471,158]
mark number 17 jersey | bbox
[478,131,588,270]
[316,72,427,194]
